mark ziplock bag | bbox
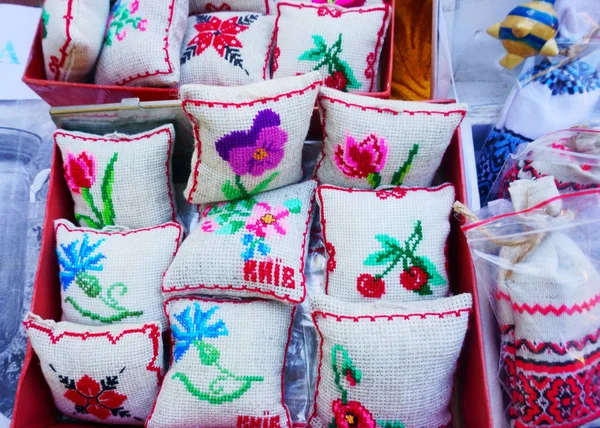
[461,179,600,427]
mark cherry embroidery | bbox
[51,367,132,420]
[359,221,445,297]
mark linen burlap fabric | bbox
[189,0,270,14]
[54,124,177,230]
[163,180,316,304]
[269,3,391,92]
[180,12,275,86]
[316,87,467,188]
[147,297,293,427]
[41,0,110,82]
[55,219,182,330]
[24,314,163,425]
[180,72,321,204]
[317,184,454,302]
[309,293,472,428]
[95,0,188,87]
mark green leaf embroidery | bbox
[74,214,101,230]
[378,421,405,428]
[222,180,243,200]
[197,341,220,366]
[65,297,143,323]
[100,153,118,227]
[249,171,279,195]
[216,220,246,235]
[41,8,49,39]
[283,198,302,214]
[363,250,398,266]
[80,188,104,228]
[417,256,446,286]
[172,372,263,405]
[298,33,361,92]
[375,234,401,251]
[391,144,419,186]
[366,172,381,189]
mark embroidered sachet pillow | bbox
[24,314,163,425]
[163,180,316,304]
[147,296,293,427]
[41,0,110,82]
[54,124,177,230]
[180,72,321,204]
[55,219,182,330]
[269,3,391,92]
[309,293,472,428]
[189,0,270,14]
[180,12,275,86]
[318,184,454,301]
[95,0,188,87]
[316,87,467,188]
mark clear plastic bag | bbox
[488,128,600,204]
[460,181,600,427]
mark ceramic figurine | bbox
[487,0,559,69]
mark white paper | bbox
[0,4,41,101]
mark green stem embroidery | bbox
[68,272,143,323]
[366,172,382,189]
[105,1,145,46]
[221,172,279,201]
[65,297,143,323]
[362,221,446,295]
[331,344,361,405]
[391,144,419,186]
[81,188,104,228]
[173,340,263,404]
[77,153,118,229]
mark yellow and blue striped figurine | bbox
[487,0,559,69]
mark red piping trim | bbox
[495,290,600,316]
[164,183,317,304]
[116,0,176,86]
[181,81,321,203]
[317,183,454,294]
[23,320,163,383]
[47,0,74,80]
[462,188,600,231]
[267,2,390,90]
[147,296,293,427]
[308,307,471,424]
[54,126,178,223]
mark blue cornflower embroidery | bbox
[56,234,105,291]
[172,304,228,362]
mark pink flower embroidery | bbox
[246,202,289,238]
[332,399,376,428]
[138,19,148,31]
[65,152,96,194]
[201,220,218,232]
[130,0,139,13]
[334,134,388,179]
[116,31,127,41]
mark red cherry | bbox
[400,266,428,291]
[356,274,385,298]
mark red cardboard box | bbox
[22,5,395,107]
[11,103,492,427]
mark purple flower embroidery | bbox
[216,109,288,199]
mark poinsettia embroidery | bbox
[200,197,302,262]
[299,34,361,92]
[171,304,263,404]
[57,234,143,323]
[64,151,118,229]
[329,345,403,428]
[104,0,148,46]
[50,366,133,420]
[181,14,258,75]
[216,109,287,200]
[358,220,445,298]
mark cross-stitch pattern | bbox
[164,180,316,304]
[189,0,269,14]
[310,293,472,427]
[56,219,182,330]
[104,0,148,46]
[318,184,453,302]
[64,151,117,229]
[181,72,321,204]
[52,370,135,421]
[298,34,361,92]
[358,221,446,298]
[57,233,143,323]
[55,125,177,230]
[25,316,163,425]
[147,298,292,427]
[171,304,264,404]
[316,88,466,189]
[41,8,49,39]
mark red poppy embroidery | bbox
[332,399,376,428]
[57,371,131,420]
